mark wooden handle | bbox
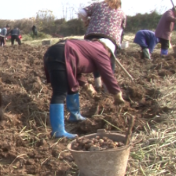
[125,116,135,145]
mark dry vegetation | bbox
[0,32,176,176]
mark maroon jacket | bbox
[155,9,176,40]
[64,39,121,94]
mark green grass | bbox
[21,34,84,46]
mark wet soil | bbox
[0,44,175,175]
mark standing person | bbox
[0,25,10,46]
[120,16,126,46]
[134,30,160,59]
[44,39,125,139]
[78,0,126,90]
[32,25,38,37]
[9,27,21,45]
[155,7,176,57]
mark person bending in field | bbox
[155,6,176,57]
[43,39,125,139]
[9,27,21,45]
[0,25,10,46]
[78,0,126,91]
[134,30,160,60]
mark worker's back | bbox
[1,27,7,36]
[10,28,20,36]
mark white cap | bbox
[78,9,87,19]
[99,38,115,54]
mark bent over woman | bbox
[44,39,125,139]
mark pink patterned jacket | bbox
[84,2,126,46]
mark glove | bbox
[83,83,97,98]
[142,48,151,59]
[114,91,125,105]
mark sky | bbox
[0,0,174,20]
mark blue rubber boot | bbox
[66,93,86,122]
[50,104,77,139]
[161,49,168,56]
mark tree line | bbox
[0,10,172,37]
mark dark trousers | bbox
[44,44,76,104]
[11,35,21,45]
[141,46,147,50]
[0,37,6,46]
[159,38,169,50]
[32,30,37,36]
[121,31,124,44]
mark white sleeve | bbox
[78,9,87,19]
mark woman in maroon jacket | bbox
[155,7,176,56]
[44,39,125,139]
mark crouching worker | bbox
[134,30,160,60]
[44,39,125,139]
[9,27,21,45]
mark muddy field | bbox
[0,43,175,176]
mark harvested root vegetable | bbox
[71,136,125,151]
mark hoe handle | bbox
[125,116,135,145]
[114,57,134,81]
[171,0,175,8]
